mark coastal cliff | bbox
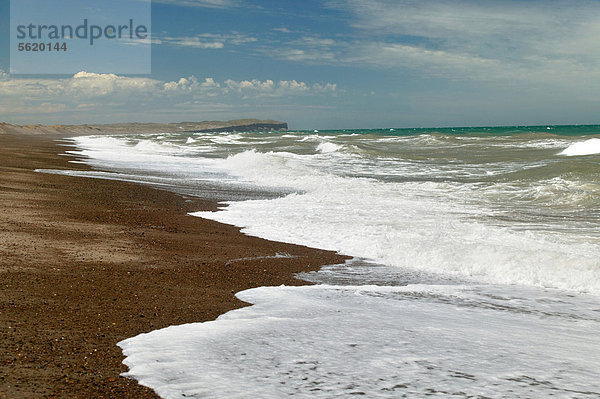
[0,119,288,136]
[184,121,288,133]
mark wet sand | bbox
[0,133,347,398]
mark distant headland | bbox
[0,119,288,136]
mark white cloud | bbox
[0,71,162,99]
[270,0,600,88]
[163,77,198,92]
[224,79,336,97]
[312,83,338,93]
[0,72,337,120]
[225,79,275,92]
[163,76,221,93]
[153,0,238,8]
[118,36,154,47]
[69,72,160,97]
[298,37,336,47]
[266,36,339,63]
[346,42,499,79]
[158,33,257,49]
[165,37,225,49]
[201,78,220,88]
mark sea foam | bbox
[559,138,600,156]
[119,283,600,398]
[61,130,600,398]
[69,134,600,294]
[193,149,600,294]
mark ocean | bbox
[44,126,600,398]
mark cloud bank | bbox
[0,71,337,123]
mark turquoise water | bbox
[310,124,600,136]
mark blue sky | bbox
[1,0,600,129]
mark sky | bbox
[1,0,600,129]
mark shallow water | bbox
[46,126,600,397]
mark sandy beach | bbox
[3,1,600,395]
[0,132,347,398]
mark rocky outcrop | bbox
[185,121,288,133]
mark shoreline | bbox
[0,133,348,398]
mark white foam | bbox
[119,284,600,398]
[210,134,244,144]
[66,132,600,398]
[316,142,342,153]
[69,135,600,294]
[69,135,223,176]
[559,138,600,156]
[299,135,336,142]
[193,151,600,294]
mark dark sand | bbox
[0,133,348,398]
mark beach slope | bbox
[0,133,346,398]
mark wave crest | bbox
[559,138,600,156]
